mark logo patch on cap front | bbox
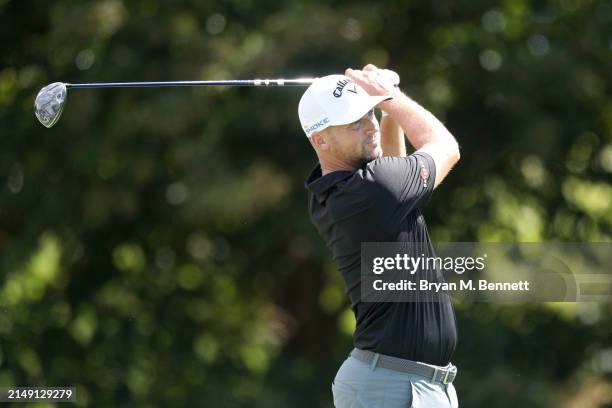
[332,79,358,98]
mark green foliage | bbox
[1,0,611,406]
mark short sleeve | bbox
[365,152,436,216]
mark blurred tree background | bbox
[1,0,611,406]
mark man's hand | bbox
[345,64,399,98]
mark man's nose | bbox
[364,115,378,133]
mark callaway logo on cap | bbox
[298,74,392,137]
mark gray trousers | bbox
[332,354,459,408]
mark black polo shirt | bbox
[305,152,457,365]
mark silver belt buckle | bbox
[442,365,457,384]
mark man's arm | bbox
[380,92,460,189]
[346,65,460,189]
[379,113,407,158]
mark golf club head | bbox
[34,82,67,128]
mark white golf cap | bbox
[298,74,392,137]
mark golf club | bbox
[33,79,315,128]
[34,70,399,128]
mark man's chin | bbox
[363,148,383,164]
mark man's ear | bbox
[311,131,330,151]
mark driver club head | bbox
[34,82,67,128]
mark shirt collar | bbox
[305,163,355,203]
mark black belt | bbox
[350,348,457,384]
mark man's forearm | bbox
[381,92,457,151]
[380,114,407,157]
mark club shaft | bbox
[65,79,315,89]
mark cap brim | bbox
[329,95,392,126]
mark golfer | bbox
[299,64,461,407]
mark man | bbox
[299,64,461,407]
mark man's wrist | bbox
[380,90,407,113]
